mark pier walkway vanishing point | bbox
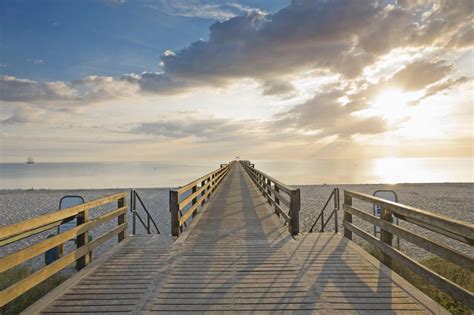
[2,161,472,314]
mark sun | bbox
[372,89,410,120]
[369,88,425,123]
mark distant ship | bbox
[26,157,34,164]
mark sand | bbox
[1,183,473,269]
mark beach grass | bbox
[366,246,473,315]
[0,266,67,315]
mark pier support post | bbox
[343,193,352,240]
[170,190,180,236]
[289,189,300,235]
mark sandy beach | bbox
[1,182,473,268]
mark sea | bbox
[0,158,473,189]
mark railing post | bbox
[170,190,180,236]
[334,188,339,233]
[321,210,325,232]
[201,180,206,205]
[76,208,89,270]
[192,185,197,217]
[343,192,352,240]
[266,178,272,204]
[118,196,126,242]
[274,185,280,217]
[147,214,151,234]
[380,207,393,267]
[289,189,300,235]
[131,189,136,236]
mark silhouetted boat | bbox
[26,157,34,164]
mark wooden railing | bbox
[342,190,474,309]
[0,193,127,308]
[170,162,233,236]
[241,161,300,235]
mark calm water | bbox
[0,158,472,189]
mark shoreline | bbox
[1,181,473,191]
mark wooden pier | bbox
[1,161,473,314]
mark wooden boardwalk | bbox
[27,163,446,314]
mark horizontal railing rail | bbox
[0,193,127,308]
[240,161,300,235]
[130,189,160,235]
[170,162,233,236]
[310,188,340,233]
[342,190,474,309]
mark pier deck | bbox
[27,164,445,314]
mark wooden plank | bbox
[179,167,229,226]
[0,206,127,273]
[240,162,293,194]
[177,165,229,194]
[0,221,62,247]
[343,204,474,271]
[179,179,212,209]
[0,192,126,241]
[344,221,474,309]
[0,223,126,307]
[344,190,474,243]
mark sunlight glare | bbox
[373,89,408,118]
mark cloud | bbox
[275,89,389,139]
[126,0,470,97]
[27,58,45,65]
[145,0,264,20]
[0,75,139,103]
[103,0,127,5]
[384,60,453,91]
[0,105,43,124]
[131,117,261,142]
[262,80,297,97]
[3,0,470,102]
[0,76,77,102]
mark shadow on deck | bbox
[25,164,447,314]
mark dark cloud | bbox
[262,80,296,97]
[417,76,470,102]
[144,0,470,93]
[384,60,453,91]
[159,0,381,85]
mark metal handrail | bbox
[130,189,160,235]
[310,188,339,233]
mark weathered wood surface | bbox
[343,191,474,308]
[28,164,446,314]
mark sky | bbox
[0,0,472,162]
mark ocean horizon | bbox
[1,158,472,190]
